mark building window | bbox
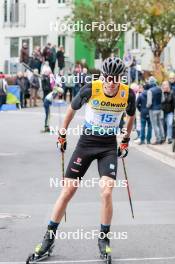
[33,36,41,50]
[58,0,65,4]
[32,36,47,52]
[10,38,19,57]
[42,36,47,47]
[38,0,46,3]
[132,32,139,49]
[4,0,8,22]
[58,36,65,49]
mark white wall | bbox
[0,0,74,72]
[124,30,175,71]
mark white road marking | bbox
[1,256,175,263]
[0,152,18,156]
[0,213,31,219]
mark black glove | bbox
[118,137,130,158]
[57,132,67,152]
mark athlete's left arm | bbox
[125,88,136,138]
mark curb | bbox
[147,144,175,160]
[131,142,175,168]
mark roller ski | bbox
[26,227,55,263]
[98,236,112,264]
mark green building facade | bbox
[74,0,125,68]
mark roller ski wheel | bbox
[26,244,54,263]
[26,227,56,263]
[98,237,112,264]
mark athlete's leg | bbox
[51,178,78,223]
[98,153,117,225]
[51,145,94,223]
[100,176,115,224]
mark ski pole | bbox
[22,63,42,78]
[56,142,67,222]
[61,150,67,222]
[122,158,134,219]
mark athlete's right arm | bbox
[58,84,92,151]
[58,106,76,152]
[60,83,92,132]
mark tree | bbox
[72,0,127,59]
[126,0,175,82]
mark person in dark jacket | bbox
[147,76,165,144]
[0,73,7,108]
[56,46,65,71]
[137,83,152,144]
[29,69,40,107]
[161,81,175,144]
[41,72,52,100]
[50,45,57,73]
[15,72,25,108]
[20,43,29,64]
[42,43,52,62]
[23,72,30,108]
[30,46,43,74]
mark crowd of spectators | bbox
[135,73,175,145]
[1,46,175,147]
[20,42,65,74]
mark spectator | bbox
[137,83,152,144]
[30,46,43,73]
[161,81,175,144]
[23,72,30,108]
[0,73,7,108]
[50,45,57,73]
[147,76,165,144]
[15,72,25,108]
[168,72,175,95]
[41,61,52,76]
[20,42,29,64]
[41,71,52,100]
[56,46,65,71]
[42,43,52,62]
[73,66,81,97]
[130,83,141,141]
[43,86,64,132]
[50,73,56,89]
[64,69,74,102]
[129,58,143,83]
[30,69,40,107]
[79,67,91,88]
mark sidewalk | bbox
[131,140,175,168]
[147,142,175,159]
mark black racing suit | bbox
[65,83,136,180]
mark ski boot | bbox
[26,227,55,263]
[98,236,112,264]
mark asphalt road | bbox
[0,105,175,264]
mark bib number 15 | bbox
[100,114,117,123]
